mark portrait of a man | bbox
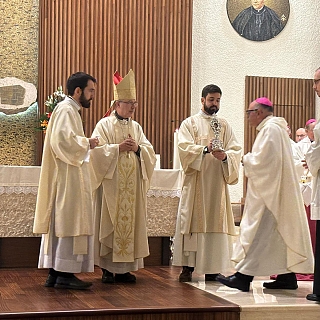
[227,0,290,42]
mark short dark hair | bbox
[257,103,273,113]
[66,72,97,95]
[201,84,222,98]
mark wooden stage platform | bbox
[1,266,319,320]
[0,266,240,320]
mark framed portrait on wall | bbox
[226,0,290,42]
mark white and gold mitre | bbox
[113,69,136,101]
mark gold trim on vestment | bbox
[113,151,137,262]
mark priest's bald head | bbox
[305,118,316,142]
[246,97,273,127]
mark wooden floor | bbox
[0,266,240,320]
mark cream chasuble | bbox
[90,111,156,264]
[178,112,241,235]
[233,116,314,275]
[172,111,242,274]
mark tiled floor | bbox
[187,274,320,320]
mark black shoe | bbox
[102,269,115,283]
[263,280,298,290]
[306,293,320,301]
[263,273,298,290]
[115,272,136,283]
[205,273,220,281]
[179,266,194,282]
[216,273,251,292]
[54,275,92,290]
[44,274,57,287]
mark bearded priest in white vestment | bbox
[90,70,156,283]
[217,97,314,292]
[172,84,242,282]
[33,72,99,290]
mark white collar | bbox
[66,96,81,110]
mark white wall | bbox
[191,0,320,202]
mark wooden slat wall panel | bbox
[37,0,193,168]
[243,75,315,195]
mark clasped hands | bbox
[89,136,99,149]
[119,134,139,153]
[207,140,227,161]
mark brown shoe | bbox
[179,266,194,282]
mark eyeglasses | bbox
[313,79,320,85]
[118,100,138,106]
[245,109,258,115]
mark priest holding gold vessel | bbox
[172,84,242,282]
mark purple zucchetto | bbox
[255,97,273,107]
[306,119,316,126]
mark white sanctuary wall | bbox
[191,0,320,202]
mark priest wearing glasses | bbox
[217,97,313,292]
[90,69,156,284]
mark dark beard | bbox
[79,92,91,108]
[204,103,219,115]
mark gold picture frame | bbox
[226,0,290,41]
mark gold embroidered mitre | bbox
[113,69,136,101]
